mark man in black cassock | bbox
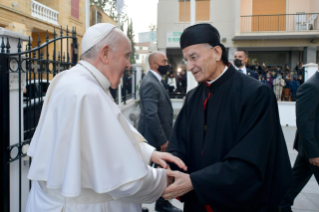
[162,24,293,212]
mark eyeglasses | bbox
[182,47,214,65]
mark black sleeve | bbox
[296,83,319,158]
[190,85,279,210]
[140,82,167,146]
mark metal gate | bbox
[0,26,78,212]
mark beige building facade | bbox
[157,0,319,71]
[0,0,86,48]
[0,0,116,55]
[0,0,116,80]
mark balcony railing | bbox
[241,13,319,32]
[31,0,59,25]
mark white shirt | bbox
[234,65,247,75]
[150,70,162,82]
[206,66,228,85]
[26,61,167,212]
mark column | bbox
[158,48,167,56]
[303,46,317,64]
[228,47,237,64]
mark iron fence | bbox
[241,13,319,32]
[111,67,137,104]
[0,26,78,212]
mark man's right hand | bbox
[161,141,169,152]
[309,157,319,167]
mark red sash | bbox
[176,198,214,212]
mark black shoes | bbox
[142,207,149,212]
[155,197,182,212]
[280,207,293,212]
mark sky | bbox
[124,0,158,43]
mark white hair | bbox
[81,28,130,60]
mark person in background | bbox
[253,61,261,72]
[286,65,292,77]
[138,51,182,212]
[275,66,281,77]
[290,75,301,101]
[295,62,301,71]
[280,66,319,212]
[298,63,305,84]
[282,65,286,73]
[298,75,304,85]
[285,73,292,90]
[273,73,286,101]
[261,63,267,71]
[266,71,273,88]
[167,72,177,93]
[233,50,258,79]
[246,61,251,69]
[262,64,268,76]
[258,72,263,82]
[180,68,187,93]
[142,70,145,79]
[261,75,268,85]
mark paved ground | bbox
[143,127,319,212]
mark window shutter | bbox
[71,0,79,19]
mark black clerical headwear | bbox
[180,23,229,65]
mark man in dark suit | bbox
[280,69,319,212]
[138,51,181,212]
[233,50,258,79]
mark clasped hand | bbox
[150,151,193,200]
[162,170,194,200]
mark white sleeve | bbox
[107,166,167,203]
[139,142,155,165]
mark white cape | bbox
[26,62,166,211]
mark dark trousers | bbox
[281,154,319,208]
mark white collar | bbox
[79,60,111,92]
[234,65,247,75]
[150,70,162,82]
[206,66,228,85]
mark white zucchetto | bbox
[81,23,116,55]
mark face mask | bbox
[267,76,270,78]
[233,59,243,68]
[278,76,282,79]
[277,69,280,71]
[157,64,170,75]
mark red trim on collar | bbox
[205,205,214,212]
[203,92,212,110]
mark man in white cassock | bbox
[25,23,186,212]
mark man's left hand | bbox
[162,170,193,200]
[151,151,187,171]
[309,157,319,167]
